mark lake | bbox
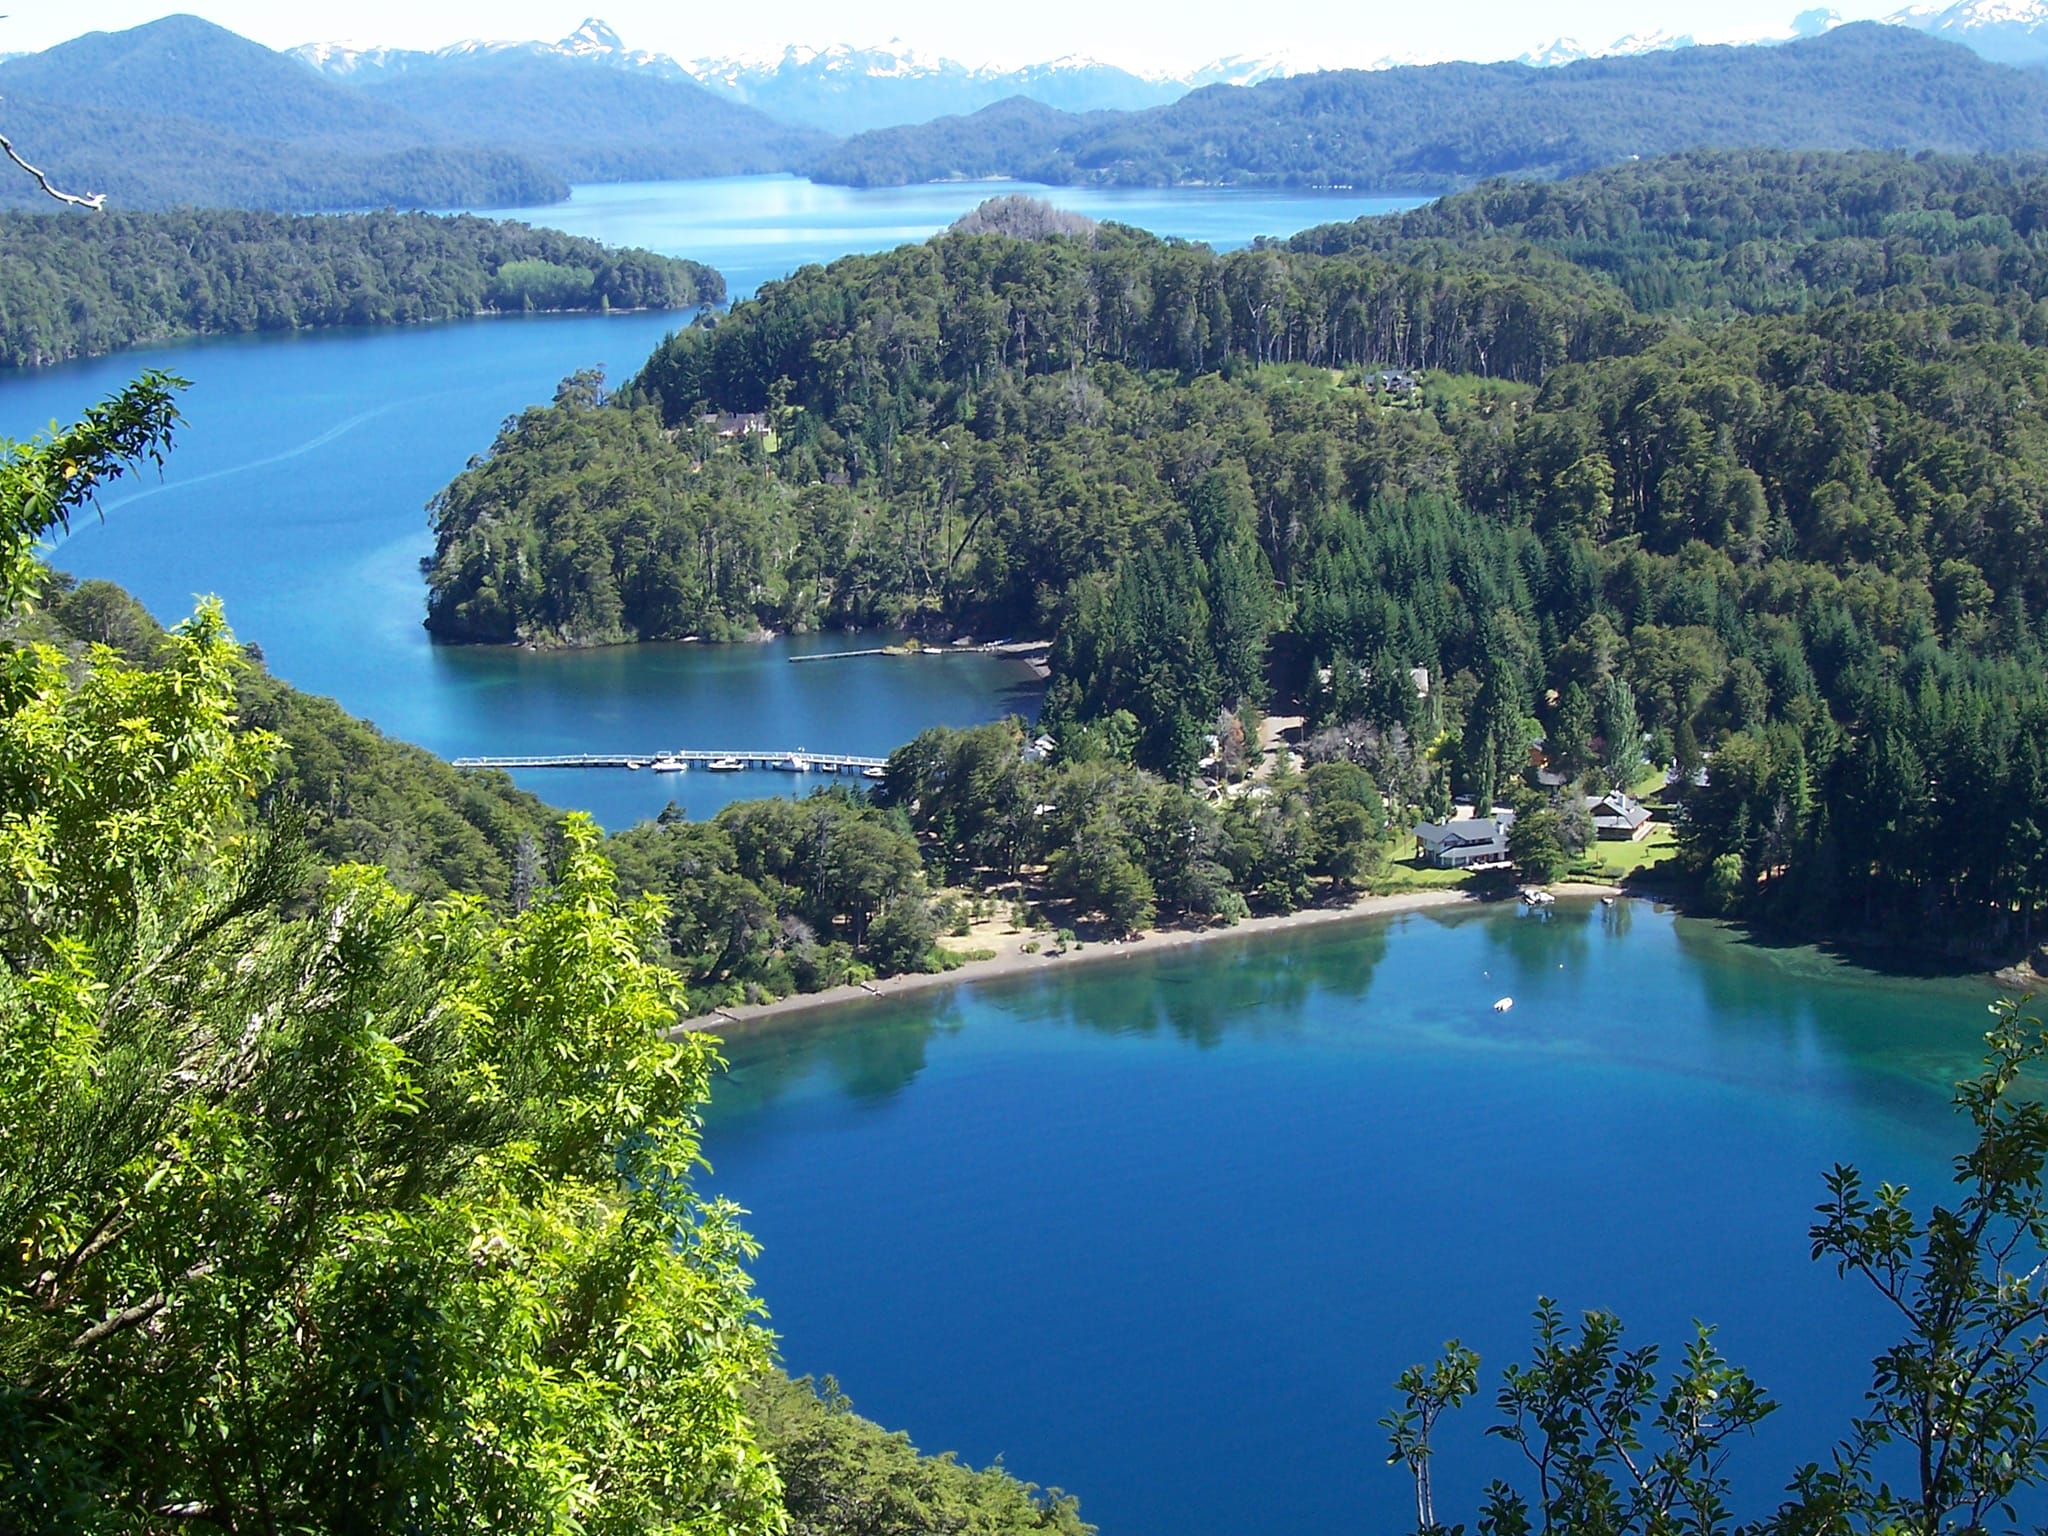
[5,175,1428,825]
[465,174,1427,299]
[704,898,2001,1536]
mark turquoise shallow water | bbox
[703,899,2002,1535]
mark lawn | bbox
[1564,823,1679,883]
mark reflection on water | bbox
[704,900,1998,1536]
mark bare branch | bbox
[0,131,105,210]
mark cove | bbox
[2,176,1429,826]
[702,898,2000,1536]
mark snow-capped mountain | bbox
[1183,52,1307,88]
[292,18,690,83]
[682,40,1183,133]
[1883,0,2048,64]
[1515,29,1702,67]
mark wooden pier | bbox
[788,639,1054,664]
[452,749,890,774]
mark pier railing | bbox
[452,749,889,774]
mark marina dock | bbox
[451,749,890,774]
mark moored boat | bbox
[650,754,687,772]
[707,756,745,772]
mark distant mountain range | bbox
[0,14,821,211]
[15,12,2048,212]
[0,15,564,210]
[807,24,2048,189]
[281,4,2048,140]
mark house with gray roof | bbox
[1414,809,1516,869]
[1586,790,1652,841]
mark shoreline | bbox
[676,882,1631,1037]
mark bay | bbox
[464,174,1428,299]
[6,175,1428,826]
[703,899,2000,1536]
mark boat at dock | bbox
[650,754,687,772]
[775,755,811,772]
[706,756,745,772]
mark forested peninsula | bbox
[0,210,722,367]
[423,148,2048,960]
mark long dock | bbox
[789,638,1054,664]
[452,749,889,774]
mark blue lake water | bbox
[466,174,1426,299]
[704,899,2002,1536]
[4,176,1427,825]
[1,174,2024,1534]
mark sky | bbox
[2,1,1909,75]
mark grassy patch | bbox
[1566,824,1679,882]
[1370,858,1476,895]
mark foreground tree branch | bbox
[0,131,104,210]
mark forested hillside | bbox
[19,573,562,906]
[425,152,2048,955]
[353,52,829,183]
[811,26,2048,188]
[0,13,815,211]
[0,209,722,366]
[1287,147,2048,312]
[0,16,562,210]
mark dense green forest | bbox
[0,209,722,367]
[811,26,2048,188]
[21,573,562,906]
[423,150,2048,957]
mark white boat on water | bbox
[1493,997,1514,1013]
[650,754,687,772]
[1520,887,1555,906]
[775,755,811,772]
[863,765,887,779]
[706,756,745,772]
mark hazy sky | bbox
[5,2,1902,74]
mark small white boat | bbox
[650,754,687,773]
[774,755,810,773]
[863,765,887,779]
[1601,895,1618,907]
[1493,997,1514,1013]
[706,756,745,772]
[1519,887,1555,906]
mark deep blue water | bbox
[4,176,1426,826]
[705,899,2000,1536]
[466,175,1427,299]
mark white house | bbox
[1414,808,1517,869]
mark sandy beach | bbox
[676,881,1632,1036]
